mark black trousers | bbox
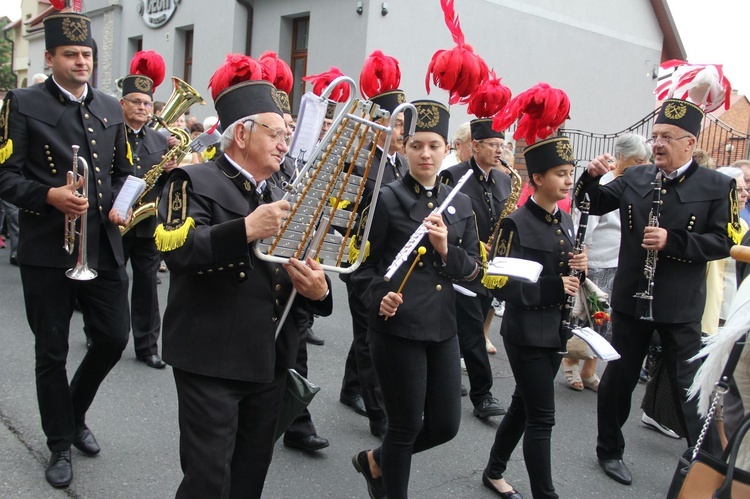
[597,311,707,460]
[370,332,461,499]
[486,339,562,499]
[20,264,130,452]
[341,280,384,420]
[122,234,161,357]
[173,367,287,499]
[284,307,317,440]
[455,292,495,405]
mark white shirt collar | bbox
[224,154,266,193]
[51,76,88,103]
[377,145,397,164]
[661,159,692,180]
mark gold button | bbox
[228,264,234,268]
[553,219,559,224]
[661,189,667,194]
[218,267,224,271]
[559,262,564,267]
[93,153,99,159]
[98,193,102,198]
[239,272,246,279]
[49,162,54,167]
[198,271,203,275]
[239,262,245,266]
[84,113,90,119]
[137,166,141,169]
[44,144,50,149]
[51,169,57,174]
[426,191,433,197]
[275,298,280,306]
[88,127,94,133]
[275,268,280,275]
[97,179,101,185]
[691,216,696,220]
[559,240,564,245]
[556,229,562,235]
[275,284,281,291]
[95,167,100,172]
[435,284,442,291]
[91,140,96,146]
[418,262,424,267]
[560,252,565,257]
[427,202,434,209]
[98,206,102,211]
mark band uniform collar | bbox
[526,196,560,225]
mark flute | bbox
[383,169,473,281]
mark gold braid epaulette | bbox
[0,95,13,164]
[728,185,743,244]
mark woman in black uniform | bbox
[350,100,482,499]
[482,136,587,499]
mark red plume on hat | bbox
[467,70,511,119]
[359,50,401,99]
[493,82,570,145]
[654,59,732,113]
[303,67,350,103]
[259,51,294,94]
[425,0,489,105]
[129,51,166,89]
[208,53,264,101]
[50,0,66,9]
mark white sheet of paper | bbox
[453,283,477,297]
[572,327,621,361]
[113,175,147,220]
[289,92,327,165]
[485,257,543,283]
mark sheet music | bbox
[572,327,621,361]
[486,257,543,283]
[113,175,147,220]
[289,92,327,164]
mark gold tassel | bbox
[479,237,488,266]
[347,237,370,264]
[202,146,216,162]
[125,140,133,165]
[0,139,13,164]
[154,217,195,252]
[727,222,743,245]
[482,274,508,289]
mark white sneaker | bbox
[641,413,680,439]
[460,358,467,373]
[494,302,505,317]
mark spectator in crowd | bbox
[440,122,471,170]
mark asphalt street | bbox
[0,255,685,498]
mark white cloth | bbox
[579,171,621,268]
[440,151,460,171]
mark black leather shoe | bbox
[599,458,632,485]
[340,394,367,416]
[137,354,167,369]
[352,450,386,499]
[473,397,506,419]
[9,254,18,266]
[45,450,72,488]
[482,470,523,498]
[305,328,325,345]
[73,425,100,456]
[369,418,387,439]
[283,434,329,452]
[461,384,468,397]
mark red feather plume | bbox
[208,54,264,101]
[302,67,350,103]
[129,51,166,90]
[493,83,570,145]
[359,50,401,99]
[425,0,489,104]
[258,51,294,94]
[50,0,66,9]
[466,70,511,119]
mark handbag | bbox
[273,368,321,441]
[666,334,749,498]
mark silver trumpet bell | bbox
[64,145,98,281]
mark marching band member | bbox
[350,100,482,499]
[577,96,738,485]
[0,10,131,488]
[155,55,332,498]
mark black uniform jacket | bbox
[440,158,511,294]
[359,146,407,207]
[489,198,574,349]
[0,78,130,268]
[126,125,169,238]
[351,173,482,342]
[157,155,333,383]
[575,161,734,323]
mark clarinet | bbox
[633,171,663,321]
[560,194,590,346]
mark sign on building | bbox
[138,0,180,29]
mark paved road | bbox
[0,256,685,498]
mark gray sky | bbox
[1,1,747,95]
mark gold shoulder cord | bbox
[154,179,195,251]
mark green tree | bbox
[0,17,17,91]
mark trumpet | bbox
[64,145,97,280]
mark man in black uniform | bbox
[340,88,406,437]
[156,65,332,497]
[0,12,131,488]
[118,64,170,369]
[576,98,738,485]
[440,118,511,418]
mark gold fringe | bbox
[0,139,13,164]
[347,237,370,264]
[482,274,508,289]
[125,140,133,165]
[202,146,216,162]
[154,217,195,252]
[728,222,743,245]
[479,237,488,266]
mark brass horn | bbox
[64,145,98,280]
[152,76,205,131]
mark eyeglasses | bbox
[123,98,153,109]
[646,135,691,146]
[479,140,504,150]
[736,186,750,194]
[244,119,291,145]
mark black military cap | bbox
[276,90,292,115]
[406,100,450,142]
[470,118,504,141]
[654,98,704,137]
[214,80,283,130]
[44,13,94,51]
[371,89,406,115]
[524,136,575,176]
[121,75,154,98]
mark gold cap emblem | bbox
[418,105,440,129]
[556,140,574,162]
[664,102,687,120]
[134,76,152,92]
[61,17,88,43]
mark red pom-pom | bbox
[258,51,294,94]
[303,67,350,103]
[208,54,264,101]
[359,50,401,99]
[466,70,511,118]
[129,51,166,89]
[493,82,570,145]
[425,0,488,104]
[50,0,66,10]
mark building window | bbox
[290,16,309,115]
[183,29,194,84]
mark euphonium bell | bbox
[152,76,205,132]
